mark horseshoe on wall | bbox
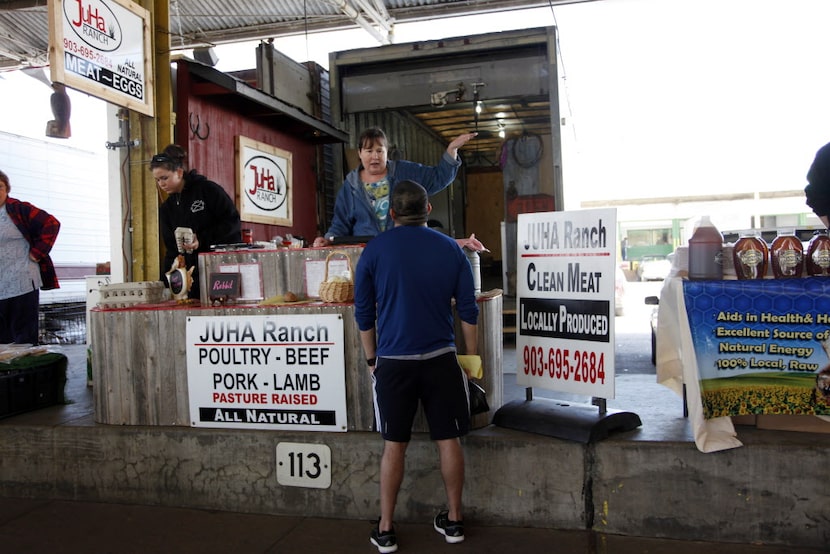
[189,112,210,140]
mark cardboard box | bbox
[0,353,67,419]
[98,281,165,308]
[756,415,830,434]
[731,414,757,426]
[506,194,555,222]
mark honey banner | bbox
[683,278,830,418]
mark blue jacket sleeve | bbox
[393,152,461,195]
[325,179,358,239]
[325,152,460,240]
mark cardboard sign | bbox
[515,208,617,399]
[186,314,348,431]
[209,272,240,300]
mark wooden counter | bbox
[197,245,364,305]
[89,292,503,431]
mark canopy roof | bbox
[0,0,588,71]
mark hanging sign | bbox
[237,136,293,226]
[48,0,154,116]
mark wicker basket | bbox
[318,250,354,303]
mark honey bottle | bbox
[806,229,830,276]
[732,231,768,280]
[688,215,723,280]
[770,229,803,278]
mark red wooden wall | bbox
[173,62,321,245]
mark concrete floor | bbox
[0,496,823,554]
[0,344,826,553]
[2,279,828,554]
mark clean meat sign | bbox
[237,136,293,226]
[48,0,154,116]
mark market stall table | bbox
[90,258,503,431]
[656,276,830,452]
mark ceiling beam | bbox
[0,1,48,9]
[179,1,576,47]
[350,0,393,32]
[326,0,391,44]
[0,0,595,71]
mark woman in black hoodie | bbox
[150,144,241,300]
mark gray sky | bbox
[2,0,829,209]
[210,0,830,205]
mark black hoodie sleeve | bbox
[805,142,830,218]
[195,176,242,250]
[159,202,179,281]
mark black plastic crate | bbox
[0,353,67,419]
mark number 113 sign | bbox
[276,442,331,489]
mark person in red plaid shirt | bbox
[0,170,60,345]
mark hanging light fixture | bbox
[472,82,486,123]
[46,82,71,139]
[471,82,487,141]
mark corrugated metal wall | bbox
[308,62,339,238]
[348,111,445,163]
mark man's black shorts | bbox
[372,352,471,442]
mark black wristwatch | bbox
[367,358,376,366]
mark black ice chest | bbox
[0,353,67,418]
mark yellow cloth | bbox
[457,355,483,379]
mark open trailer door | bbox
[328,26,563,295]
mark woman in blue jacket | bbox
[313,127,477,247]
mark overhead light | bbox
[472,82,486,133]
[430,83,466,107]
[431,91,449,106]
[497,121,506,139]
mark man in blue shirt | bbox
[354,180,479,553]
